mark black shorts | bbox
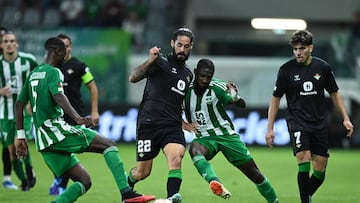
[136,123,185,161]
[289,129,329,157]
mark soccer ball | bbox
[153,199,171,203]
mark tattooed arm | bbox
[129,46,161,83]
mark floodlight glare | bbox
[251,18,307,30]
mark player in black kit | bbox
[265,30,353,203]
[127,27,194,203]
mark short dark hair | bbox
[0,26,8,34]
[173,26,194,42]
[44,37,65,52]
[290,30,313,46]
[57,33,72,44]
[196,58,214,72]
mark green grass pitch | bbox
[0,142,359,203]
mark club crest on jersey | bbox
[67,69,74,74]
[205,96,212,104]
[294,75,300,81]
[313,73,321,80]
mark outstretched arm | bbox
[129,46,161,83]
[330,91,353,138]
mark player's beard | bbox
[172,49,190,62]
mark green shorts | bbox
[1,114,33,147]
[192,134,253,167]
[41,126,97,177]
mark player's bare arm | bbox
[330,92,354,138]
[266,96,281,147]
[87,80,99,125]
[14,100,28,158]
[53,93,92,126]
[129,46,161,83]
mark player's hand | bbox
[0,86,11,97]
[15,139,28,159]
[75,116,93,127]
[182,121,199,134]
[91,112,99,127]
[343,119,354,138]
[265,130,275,148]
[226,80,238,94]
[148,46,161,63]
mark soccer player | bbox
[0,31,37,191]
[48,33,100,196]
[0,25,17,190]
[182,58,279,203]
[127,26,194,202]
[265,30,353,203]
[14,37,155,203]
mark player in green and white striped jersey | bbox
[15,37,155,203]
[0,31,37,191]
[183,59,278,203]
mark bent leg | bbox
[238,159,278,203]
[53,164,89,203]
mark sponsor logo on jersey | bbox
[313,73,321,80]
[171,67,177,74]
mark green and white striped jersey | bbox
[18,64,65,150]
[0,51,37,120]
[184,78,237,138]
[18,64,64,128]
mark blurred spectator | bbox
[84,0,102,26]
[60,0,85,26]
[102,0,126,27]
[122,10,144,53]
[127,0,148,20]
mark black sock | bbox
[310,174,324,195]
[59,176,70,188]
[2,148,11,176]
[167,177,181,198]
[298,171,311,203]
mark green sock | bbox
[256,177,278,203]
[192,155,219,183]
[12,159,26,182]
[23,150,33,168]
[103,146,129,191]
[54,181,86,203]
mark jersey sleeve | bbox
[273,66,287,98]
[48,69,64,96]
[212,78,232,105]
[324,66,339,94]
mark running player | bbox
[15,37,155,203]
[182,58,279,203]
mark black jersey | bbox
[60,57,93,124]
[137,54,193,125]
[273,57,339,131]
